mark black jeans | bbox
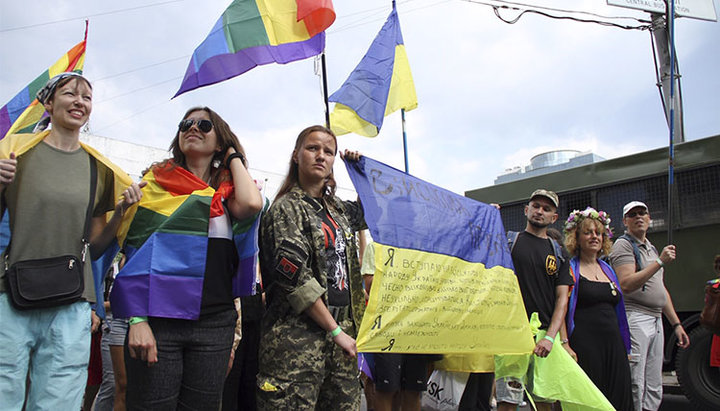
[222,294,264,411]
[458,372,494,411]
[125,309,237,411]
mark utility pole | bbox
[650,12,684,143]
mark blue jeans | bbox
[125,309,237,410]
[0,292,91,410]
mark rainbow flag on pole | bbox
[329,6,417,137]
[0,28,87,139]
[109,162,262,320]
[174,0,335,97]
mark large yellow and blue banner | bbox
[345,156,534,357]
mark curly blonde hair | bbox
[564,218,612,258]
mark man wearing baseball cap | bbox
[609,201,690,411]
[496,189,573,411]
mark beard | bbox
[528,218,551,229]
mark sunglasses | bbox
[178,119,213,133]
[626,210,648,218]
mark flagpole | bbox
[321,53,331,128]
[401,109,409,173]
[666,0,675,245]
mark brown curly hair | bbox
[564,218,612,258]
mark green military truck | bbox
[466,134,720,410]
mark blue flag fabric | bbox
[344,156,512,269]
[329,7,417,137]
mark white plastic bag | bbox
[421,369,470,411]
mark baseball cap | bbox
[530,189,559,208]
[623,201,648,217]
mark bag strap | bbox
[82,156,98,262]
[4,153,97,265]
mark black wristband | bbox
[672,322,682,330]
[225,152,245,169]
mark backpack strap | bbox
[618,233,644,271]
[507,231,520,254]
[549,238,566,264]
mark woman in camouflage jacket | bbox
[256,125,367,410]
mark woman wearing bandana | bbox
[0,72,143,410]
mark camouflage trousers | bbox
[256,317,360,410]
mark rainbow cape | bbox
[174,0,335,97]
[109,162,262,320]
[0,38,86,139]
[0,131,133,317]
[329,6,417,137]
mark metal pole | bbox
[667,1,675,245]
[321,53,331,128]
[401,109,409,173]
[650,13,684,143]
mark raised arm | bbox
[225,147,263,221]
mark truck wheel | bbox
[675,326,720,410]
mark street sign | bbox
[607,0,718,21]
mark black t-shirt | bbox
[321,208,350,306]
[511,231,572,329]
[200,237,238,316]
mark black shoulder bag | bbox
[4,155,97,310]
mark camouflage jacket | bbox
[259,185,367,334]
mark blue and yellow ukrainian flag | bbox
[329,6,417,137]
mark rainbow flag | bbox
[174,0,335,97]
[109,162,262,320]
[329,6,417,137]
[0,38,86,139]
[345,156,534,356]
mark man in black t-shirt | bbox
[496,189,574,411]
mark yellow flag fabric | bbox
[356,243,534,355]
[329,8,417,137]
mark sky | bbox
[1,0,719,199]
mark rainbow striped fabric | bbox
[329,6,417,137]
[0,40,86,139]
[109,162,262,320]
[0,131,134,318]
[174,0,335,97]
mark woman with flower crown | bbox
[564,207,634,411]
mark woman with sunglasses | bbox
[113,107,263,410]
[564,208,634,411]
[0,72,142,410]
[256,125,367,410]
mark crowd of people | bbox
[0,73,694,411]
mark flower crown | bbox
[564,207,613,238]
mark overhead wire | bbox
[462,0,651,30]
[0,0,187,33]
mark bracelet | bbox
[655,257,664,267]
[561,339,569,345]
[672,322,682,330]
[543,335,555,344]
[330,325,342,337]
[129,316,148,325]
[225,152,245,169]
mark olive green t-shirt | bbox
[1,141,114,302]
